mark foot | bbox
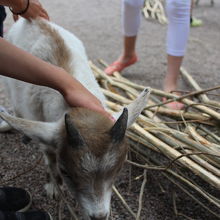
[0,187,32,212]
[44,182,59,199]
[0,210,53,220]
[162,97,184,110]
[104,54,138,75]
[190,17,203,27]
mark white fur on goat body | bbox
[4,18,106,122]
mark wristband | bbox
[9,0,30,15]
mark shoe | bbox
[190,17,203,27]
[0,187,32,212]
[104,54,138,75]
[0,210,53,220]
[162,97,184,110]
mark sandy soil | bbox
[1,0,220,219]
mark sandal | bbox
[104,54,138,75]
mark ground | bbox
[0,0,220,219]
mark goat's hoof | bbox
[44,182,59,200]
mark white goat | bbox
[0,18,150,220]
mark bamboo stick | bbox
[149,87,220,121]
[180,67,209,103]
[92,60,220,192]
[130,144,220,210]
[112,186,137,218]
[130,123,220,189]
[184,149,220,177]
[93,62,220,122]
[180,67,220,108]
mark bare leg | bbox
[105,0,143,75]
[104,36,138,75]
[118,36,137,63]
[163,55,184,110]
[164,55,183,93]
[164,0,190,109]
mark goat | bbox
[0,18,150,220]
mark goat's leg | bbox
[43,150,63,199]
[0,107,33,145]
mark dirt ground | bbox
[0,0,220,219]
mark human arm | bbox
[0,0,49,20]
[0,38,112,120]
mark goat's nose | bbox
[90,214,108,220]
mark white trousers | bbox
[122,0,191,56]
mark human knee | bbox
[123,0,144,8]
[166,0,190,20]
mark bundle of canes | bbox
[90,60,220,219]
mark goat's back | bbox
[4,18,106,121]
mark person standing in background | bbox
[105,0,191,110]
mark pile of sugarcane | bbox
[90,60,220,219]
[143,0,167,24]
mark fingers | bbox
[19,0,50,21]
[41,9,49,20]
[91,104,115,122]
[40,10,49,20]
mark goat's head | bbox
[59,108,128,219]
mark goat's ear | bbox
[126,87,151,127]
[65,113,85,148]
[113,87,151,128]
[110,108,128,143]
[0,112,58,145]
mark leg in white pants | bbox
[122,0,190,55]
[106,0,190,95]
[166,0,191,56]
[104,0,144,75]
[122,0,144,37]
[164,0,190,104]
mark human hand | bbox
[11,0,49,21]
[63,82,114,121]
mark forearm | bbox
[0,38,78,95]
[0,0,49,21]
[0,0,23,9]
